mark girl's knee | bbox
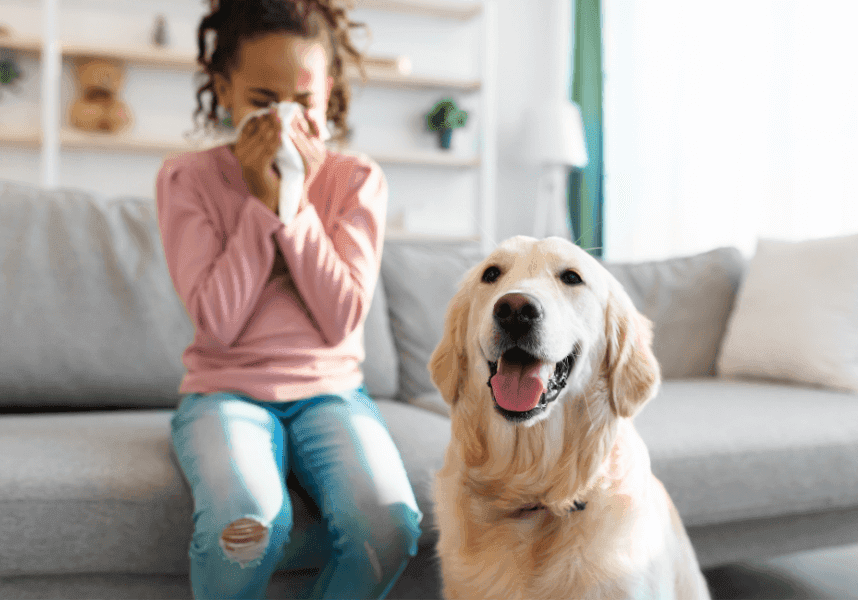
[331,503,423,579]
[386,502,423,558]
[191,505,293,570]
[220,517,270,567]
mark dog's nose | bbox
[494,293,543,339]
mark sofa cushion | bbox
[0,180,193,409]
[0,399,449,576]
[380,240,486,404]
[635,378,858,528]
[716,233,858,393]
[410,390,451,418]
[361,282,399,400]
[0,179,397,408]
[602,247,746,378]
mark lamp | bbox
[521,98,588,239]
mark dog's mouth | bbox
[487,346,576,422]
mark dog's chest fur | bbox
[435,409,671,600]
[437,471,673,600]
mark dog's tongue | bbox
[491,359,553,412]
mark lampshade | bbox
[520,99,588,168]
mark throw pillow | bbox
[361,281,399,400]
[0,180,195,409]
[717,233,858,392]
[380,240,486,413]
[603,247,746,379]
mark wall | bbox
[0,0,562,243]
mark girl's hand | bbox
[233,109,282,213]
[290,109,327,209]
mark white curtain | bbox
[602,0,858,261]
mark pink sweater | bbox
[155,144,387,401]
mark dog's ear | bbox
[429,292,470,406]
[603,284,661,418]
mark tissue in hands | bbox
[232,101,331,225]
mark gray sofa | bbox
[1,178,857,599]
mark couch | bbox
[2,178,857,599]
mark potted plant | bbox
[426,98,468,150]
[0,48,23,101]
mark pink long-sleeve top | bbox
[155,143,387,402]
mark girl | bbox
[155,1,422,598]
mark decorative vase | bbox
[439,128,452,150]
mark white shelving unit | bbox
[0,0,497,251]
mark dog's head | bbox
[429,236,660,427]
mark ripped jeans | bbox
[169,386,423,600]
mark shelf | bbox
[0,127,206,154]
[0,33,41,54]
[3,36,478,90]
[61,41,197,70]
[0,128,41,149]
[355,0,482,20]
[60,127,191,154]
[1,127,479,168]
[350,67,480,92]
[371,150,479,167]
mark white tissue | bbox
[231,101,331,225]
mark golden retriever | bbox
[429,236,711,600]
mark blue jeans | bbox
[169,386,423,600]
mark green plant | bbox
[426,98,468,131]
[426,98,468,149]
[0,50,21,82]
[0,50,23,101]
[0,60,19,85]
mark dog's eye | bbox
[481,266,502,284]
[560,270,583,285]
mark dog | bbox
[429,236,711,600]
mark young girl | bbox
[155,1,422,598]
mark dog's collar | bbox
[514,500,586,517]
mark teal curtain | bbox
[569,0,604,257]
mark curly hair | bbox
[192,0,369,145]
